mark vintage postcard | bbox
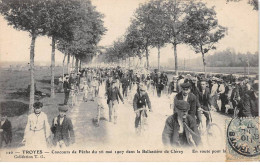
[0,0,259,162]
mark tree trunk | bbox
[157,46,160,71]
[128,57,130,69]
[200,44,207,77]
[72,56,75,72]
[50,36,56,98]
[62,54,67,83]
[79,60,82,71]
[75,58,79,73]
[29,33,37,113]
[145,46,149,70]
[173,42,178,76]
[202,52,206,77]
[67,54,70,74]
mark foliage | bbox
[182,2,227,67]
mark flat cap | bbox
[180,82,191,88]
[58,105,68,112]
[175,100,190,112]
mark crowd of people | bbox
[0,66,258,149]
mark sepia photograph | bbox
[0,0,259,162]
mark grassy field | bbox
[0,67,65,148]
[158,66,259,75]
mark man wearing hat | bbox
[162,100,201,147]
[238,83,259,117]
[63,75,71,105]
[174,82,202,124]
[198,78,214,127]
[106,80,124,124]
[133,83,152,132]
[51,106,75,148]
[210,78,220,111]
[121,73,130,97]
[23,102,51,148]
[0,112,12,148]
[168,77,176,95]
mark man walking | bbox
[63,75,71,105]
[51,106,75,148]
[0,113,12,148]
[106,80,124,124]
[174,82,202,124]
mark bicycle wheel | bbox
[206,123,223,146]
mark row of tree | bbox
[101,0,227,75]
[0,0,106,112]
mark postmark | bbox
[226,117,260,161]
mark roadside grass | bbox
[0,67,65,148]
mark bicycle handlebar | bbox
[134,108,148,113]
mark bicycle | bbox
[198,108,223,146]
[134,108,150,136]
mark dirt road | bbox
[68,84,229,149]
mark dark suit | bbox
[63,81,71,105]
[0,119,12,147]
[106,87,124,104]
[198,88,212,126]
[238,91,258,117]
[51,116,75,146]
[174,92,201,122]
[162,113,201,147]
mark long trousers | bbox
[122,86,128,97]
[108,100,118,123]
[64,92,70,105]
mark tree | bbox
[227,0,258,10]
[0,0,48,112]
[44,0,81,98]
[132,3,156,70]
[57,0,106,73]
[125,21,145,66]
[162,0,187,75]
[147,0,169,71]
[183,2,227,76]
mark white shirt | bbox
[1,120,5,126]
[183,95,188,102]
[218,84,225,94]
[24,112,51,139]
[59,117,64,125]
[211,84,218,95]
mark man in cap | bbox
[23,102,51,148]
[105,75,113,94]
[51,106,75,148]
[162,100,201,147]
[238,83,259,117]
[0,112,12,148]
[63,75,71,105]
[198,78,214,127]
[121,73,130,98]
[174,82,202,124]
[133,83,152,133]
[106,80,124,124]
[168,77,176,95]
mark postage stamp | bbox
[226,117,260,161]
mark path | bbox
[67,84,229,149]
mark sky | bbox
[0,0,259,65]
